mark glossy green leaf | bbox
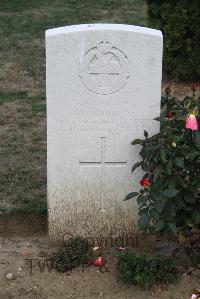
[155,201,165,213]
[154,220,166,232]
[131,139,143,145]
[132,162,142,172]
[166,202,176,218]
[192,210,200,225]
[137,195,143,205]
[153,167,162,182]
[163,188,179,199]
[178,144,190,155]
[174,157,184,169]
[186,149,199,160]
[138,207,149,215]
[165,177,177,189]
[149,209,159,220]
[192,131,200,146]
[143,145,159,154]
[176,176,185,187]
[164,165,171,175]
[124,192,139,201]
[138,214,150,229]
[140,195,149,205]
[160,149,167,163]
[167,223,178,236]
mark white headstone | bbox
[46,24,163,243]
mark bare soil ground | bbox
[0,216,199,299]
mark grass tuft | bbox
[1,200,47,215]
[32,103,46,113]
[0,90,28,105]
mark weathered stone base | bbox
[48,187,138,246]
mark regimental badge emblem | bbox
[79,41,130,95]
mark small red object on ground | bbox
[94,257,105,267]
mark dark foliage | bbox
[145,0,200,80]
[52,237,92,272]
[116,250,179,289]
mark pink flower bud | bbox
[185,114,198,131]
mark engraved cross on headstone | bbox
[79,137,127,209]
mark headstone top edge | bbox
[45,23,162,38]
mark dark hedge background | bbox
[145,0,200,80]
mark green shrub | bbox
[145,0,200,80]
[116,250,179,289]
[125,87,200,238]
[52,237,92,272]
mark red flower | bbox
[140,178,150,188]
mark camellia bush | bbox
[125,86,200,239]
